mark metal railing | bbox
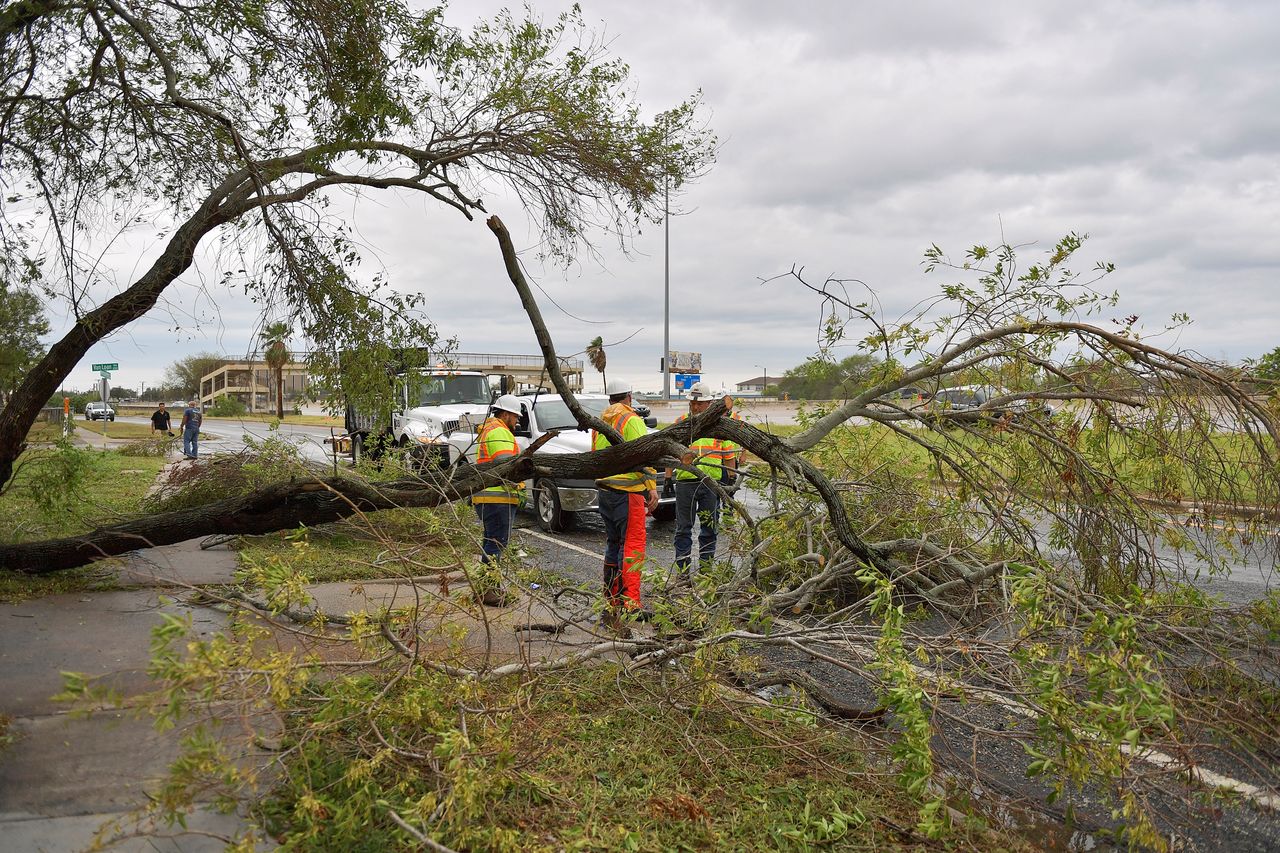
[443,352,585,371]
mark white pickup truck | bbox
[447,392,675,531]
[344,369,495,466]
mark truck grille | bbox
[441,419,460,436]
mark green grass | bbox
[257,665,1026,852]
[24,421,70,443]
[0,564,123,603]
[235,507,476,583]
[75,420,159,439]
[0,449,167,601]
[204,413,343,427]
[0,714,14,754]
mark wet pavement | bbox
[0,541,258,852]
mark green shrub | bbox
[208,396,248,417]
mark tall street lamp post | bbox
[663,175,671,401]
[755,364,768,396]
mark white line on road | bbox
[518,527,600,560]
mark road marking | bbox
[773,619,1280,814]
[518,527,600,560]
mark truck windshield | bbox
[409,375,490,406]
[532,397,608,430]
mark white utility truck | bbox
[344,368,497,467]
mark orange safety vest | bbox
[591,403,657,493]
[472,417,525,505]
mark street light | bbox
[755,364,768,396]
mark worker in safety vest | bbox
[472,394,526,565]
[592,379,658,623]
[666,382,736,580]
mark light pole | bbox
[755,364,768,396]
[662,175,671,401]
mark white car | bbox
[84,402,116,421]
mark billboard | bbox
[664,350,702,373]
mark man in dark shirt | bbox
[149,402,172,436]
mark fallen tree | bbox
[36,227,1280,850]
[6,6,1279,846]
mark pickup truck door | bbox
[390,379,409,434]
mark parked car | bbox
[928,386,1052,420]
[930,386,988,411]
[84,402,116,421]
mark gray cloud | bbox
[51,0,1280,394]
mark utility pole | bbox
[663,174,671,401]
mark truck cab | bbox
[345,369,495,466]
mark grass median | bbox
[203,413,343,427]
[0,448,168,601]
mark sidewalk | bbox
[0,473,603,851]
[66,425,225,458]
[0,540,258,852]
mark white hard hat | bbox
[492,394,522,415]
[687,381,712,400]
[605,379,632,396]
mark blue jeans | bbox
[474,502,516,564]
[674,480,719,571]
[182,427,200,458]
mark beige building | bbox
[199,354,309,412]
[198,351,585,410]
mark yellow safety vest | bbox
[673,413,737,481]
[472,417,525,505]
[591,403,657,493]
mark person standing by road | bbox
[666,382,735,582]
[179,399,202,459]
[592,379,658,629]
[149,402,173,437]
[471,394,526,566]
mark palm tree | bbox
[586,336,607,390]
[259,321,291,419]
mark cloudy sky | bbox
[60,0,1280,396]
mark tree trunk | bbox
[0,417,709,573]
[0,203,228,490]
[276,368,285,419]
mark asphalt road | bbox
[117,415,346,465]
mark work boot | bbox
[673,558,692,588]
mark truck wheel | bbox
[534,479,576,533]
[351,431,366,465]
